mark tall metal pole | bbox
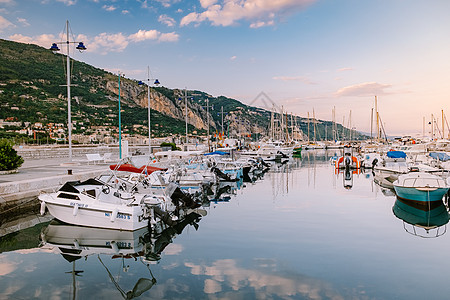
[221,106,224,135]
[185,88,188,144]
[118,72,122,159]
[65,20,72,161]
[206,98,210,152]
[147,67,151,155]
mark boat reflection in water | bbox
[392,197,449,238]
[335,168,361,189]
[40,207,206,299]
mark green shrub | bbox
[160,142,180,151]
[0,139,24,171]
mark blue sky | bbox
[1,0,450,137]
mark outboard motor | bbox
[344,155,351,169]
[166,182,200,209]
[372,158,378,169]
[277,150,288,159]
[211,166,235,181]
[257,157,270,168]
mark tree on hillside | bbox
[0,139,24,171]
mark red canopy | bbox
[109,163,167,174]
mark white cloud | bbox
[129,29,179,43]
[273,76,315,85]
[163,243,183,255]
[9,28,179,55]
[122,9,130,14]
[129,29,159,42]
[92,32,129,54]
[9,33,55,47]
[155,0,177,8]
[180,12,201,26]
[335,82,392,97]
[230,55,237,61]
[17,17,29,26]
[200,0,217,8]
[158,14,176,27]
[56,0,76,6]
[181,0,316,27]
[184,259,348,299]
[0,15,14,31]
[102,4,117,11]
[0,0,15,4]
[337,67,353,72]
[158,31,179,42]
[250,20,274,28]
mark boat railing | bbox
[402,177,446,188]
[403,222,447,238]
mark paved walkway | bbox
[0,157,113,184]
[0,156,118,203]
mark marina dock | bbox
[0,147,118,211]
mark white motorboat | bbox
[374,150,409,174]
[38,178,175,231]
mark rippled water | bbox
[1,150,450,299]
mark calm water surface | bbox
[1,150,450,299]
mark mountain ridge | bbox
[0,38,366,143]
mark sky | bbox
[1,0,450,137]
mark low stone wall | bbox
[0,169,105,214]
[16,146,120,159]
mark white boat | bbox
[374,150,409,174]
[38,178,175,231]
[393,172,449,203]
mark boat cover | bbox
[109,164,167,174]
[204,151,228,156]
[387,151,406,159]
[429,152,450,162]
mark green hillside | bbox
[0,38,366,143]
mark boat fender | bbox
[110,241,119,253]
[73,239,80,249]
[111,208,118,222]
[40,201,46,216]
[73,204,79,216]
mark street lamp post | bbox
[50,20,86,162]
[178,89,190,144]
[138,68,160,155]
[202,98,213,152]
[118,71,123,159]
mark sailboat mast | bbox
[307,112,310,143]
[370,108,373,142]
[313,109,316,143]
[375,96,379,142]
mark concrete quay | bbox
[0,150,117,213]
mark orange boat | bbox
[334,145,361,169]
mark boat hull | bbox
[393,186,449,202]
[39,194,148,231]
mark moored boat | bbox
[393,172,449,203]
[335,145,361,169]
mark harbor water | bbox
[1,150,450,299]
